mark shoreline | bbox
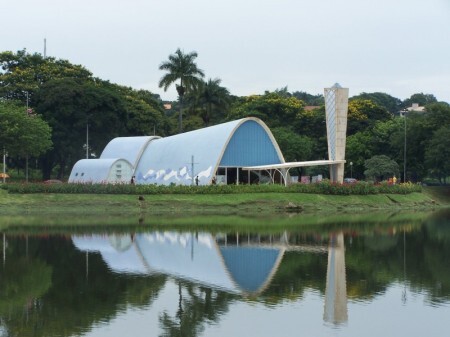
[0,186,447,218]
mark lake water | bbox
[1,209,449,337]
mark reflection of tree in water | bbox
[0,258,52,314]
[1,235,167,337]
[260,251,328,305]
[345,217,450,304]
[159,280,237,337]
[241,217,450,306]
[0,256,52,337]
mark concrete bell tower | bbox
[324,83,349,183]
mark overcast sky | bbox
[2,0,449,103]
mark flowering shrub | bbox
[1,180,422,195]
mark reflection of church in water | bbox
[73,231,348,325]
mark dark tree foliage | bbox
[227,92,303,129]
[425,126,450,184]
[364,155,400,181]
[350,92,402,114]
[292,91,324,106]
[184,78,231,127]
[402,93,437,108]
[271,127,314,162]
[35,78,128,179]
[0,49,92,105]
[1,236,166,337]
[347,99,393,136]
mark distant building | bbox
[304,105,321,111]
[399,103,426,116]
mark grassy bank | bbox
[0,185,445,215]
[0,186,447,230]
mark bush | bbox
[0,180,422,195]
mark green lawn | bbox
[1,186,447,230]
[0,187,442,215]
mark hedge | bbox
[0,180,422,195]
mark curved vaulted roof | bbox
[100,136,160,168]
[68,158,133,184]
[135,117,285,185]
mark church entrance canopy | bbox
[243,159,346,186]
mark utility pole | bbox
[25,91,29,182]
[44,38,47,58]
[403,111,407,183]
[86,121,89,159]
[190,155,199,185]
[2,148,6,184]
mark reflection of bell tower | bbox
[324,232,348,325]
[324,83,348,183]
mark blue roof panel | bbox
[220,120,282,166]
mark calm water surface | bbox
[1,210,449,337]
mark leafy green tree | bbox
[346,118,416,181]
[189,78,231,126]
[387,103,450,182]
[228,92,303,129]
[425,126,450,184]
[0,101,52,173]
[271,127,314,162]
[293,105,324,137]
[271,126,315,180]
[292,91,324,106]
[350,92,402,114]
[364,155,399,181]
[402,93,437,108]
[0,49,92,104]
[273,86,291,98]
[291,106,328,161]
[35,78,127,179]
[345,131,373,179]
[425,102,450,130]
[181,114,205,132]
[370,118,403,158]
[390,113,430,182]
[108,84,168,136]
[159,49,205,133]
[347,99,393,135]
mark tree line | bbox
[0,49,449,183]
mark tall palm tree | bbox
[196,78,231,126]
[159,49,204,133]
